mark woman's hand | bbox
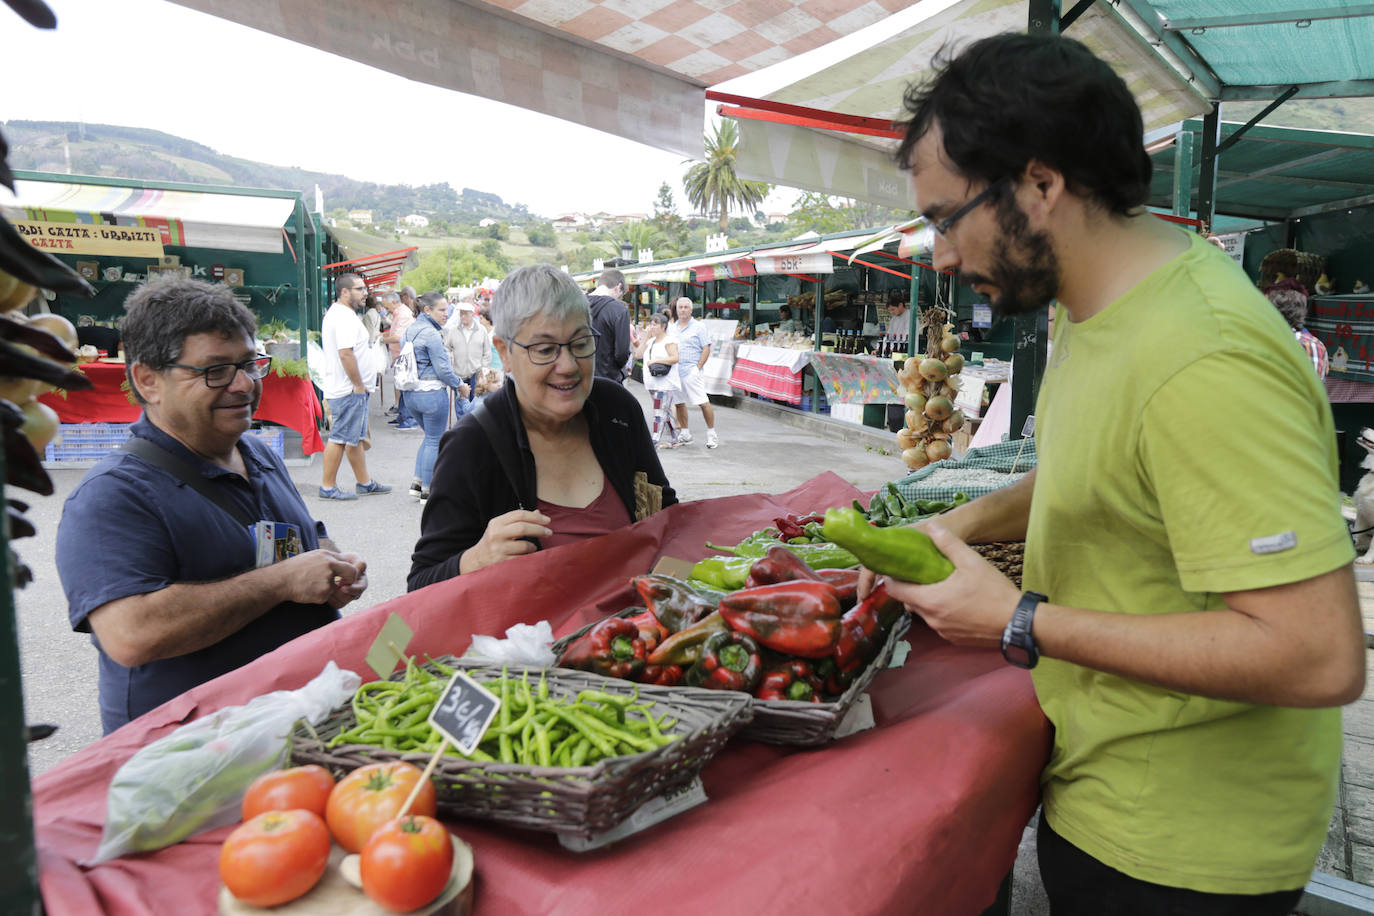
[459,509,552,574]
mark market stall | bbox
[32,473,1049,915]
[37,360,325,455]
[809,351,904,425]
[729,343,812,404]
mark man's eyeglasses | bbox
[932,177,1010,240]
[507,331,598,366]
[166,355,273,388]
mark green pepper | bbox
[821,507,954,584]
[690,555,754,590]
[786,541,859,570]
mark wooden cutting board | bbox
[218,835,473,915]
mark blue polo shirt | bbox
[56,416,339,733]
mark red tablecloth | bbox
[729,358,805,404]
[39,361,324,455]
[32,473,1049,916]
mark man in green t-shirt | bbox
[875,33,1366,914]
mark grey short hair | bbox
[674,296,695,315]
[1267,288,1308,329]
[122,276,257,403]
[491,265,590,340]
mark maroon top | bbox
[537,475,632,549]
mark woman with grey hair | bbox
[408,265,676,588]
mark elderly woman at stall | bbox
[403,292,470,503]
[408,265,676,589]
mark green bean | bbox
[570,736,592,767]
[546,706,617,757]
[565,707,657,754]
[533,720,552,767]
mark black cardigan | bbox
[407,377,677,590]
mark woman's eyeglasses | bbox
[166,355,273,388]
[508,332,598,365]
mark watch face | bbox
[1002,642,1035,668]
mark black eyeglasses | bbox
[507,331,598,366]
[933,177,1010,240]
[166,355,273,388]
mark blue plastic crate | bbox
[46,423,133,462]
[244,425,285,456]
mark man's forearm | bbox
[941,469,1034,543]
[88,564,296,667]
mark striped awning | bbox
[3,180,298,254]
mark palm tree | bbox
[683,120,771,233]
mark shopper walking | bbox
[638,312,681,448]
[668,297,718,448]
[319,273,390,499]
[404,292,470,503]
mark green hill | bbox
[1,120,541,225]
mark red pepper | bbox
[816,568,860,609]
[647,610,729,666]
[632,575,723,633]
[832,582,906,676]
[639,663,685,687]
[754,659,823,703]
[557,618,647,680]
[773,513,825,541]
[745,545,824,588]
[717,580,843,658]
[685,631,762,692]
[625,610,669,654]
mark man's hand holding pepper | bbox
[460,509,552,574]
[882,523,1020,649]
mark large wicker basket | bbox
[554,609,913,747]
[290,659,752,839]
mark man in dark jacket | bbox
[586,268,632,382]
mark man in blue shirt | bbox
[668,296,719,448]
[56,277,368,733]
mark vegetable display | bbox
[857,481,970,528]
[895,309,967,470]
[241,764,335,821]
[329,662,680,769]
[685,631,763,692]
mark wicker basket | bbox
[554,609,913,747]
[290,659,751,839]
[971,541,1024,590]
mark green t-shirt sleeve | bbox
[1139,348,1352,594]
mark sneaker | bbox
[676,429,693,445]
[395,422,421,432]
[384,407,398,417]
[318,486,358,501]
[355,480,392,495]
[419,489,430,505]
[409,480,423,498]
[706,429,719,449]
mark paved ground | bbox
[14,383,1372,914]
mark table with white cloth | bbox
[728,343,813,404]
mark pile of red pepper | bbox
[557,545,905,704]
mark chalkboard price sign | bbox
[428,671,502,757]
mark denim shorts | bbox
[327,392,369,446]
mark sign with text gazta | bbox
[753,251,834,276]
[11,220,164,258]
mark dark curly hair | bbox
[894,33,1152,217]
[122,275,257,403]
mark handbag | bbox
[648,362,672,377]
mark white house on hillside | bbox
[348,209,373,225]
[403,214,429,228]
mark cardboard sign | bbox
[364,613,414,680]
[428,671,501,757]
[651,556,696,579]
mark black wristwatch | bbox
[1001,590,1047,669]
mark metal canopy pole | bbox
[1009,0,1060,441]
[813,277,825,412]
[1172,130,1195,217]
[1197,108,1222,233]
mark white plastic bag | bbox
[464,621,557,668]
[89,661,361,863]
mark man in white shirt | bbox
[319,273,390,499]
[669,297,719,448]
[443,300,485,419]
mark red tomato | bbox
[360,815,455,913]
[219,809,330,907]
[242,764,336,821]
[325,762,437,853]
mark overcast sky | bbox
[6,0,956,218]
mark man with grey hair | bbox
[55,276,367,733]
[669,296,718,448]
[1265,279,1327,378]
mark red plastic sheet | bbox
[33,472,1049,915]
[39,361,325,454]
